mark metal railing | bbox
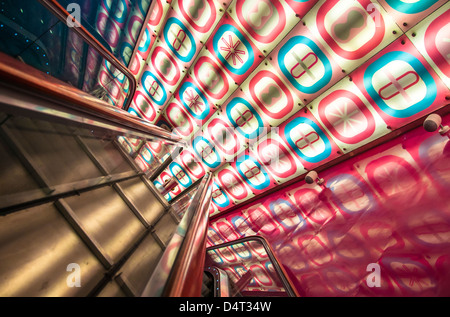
[141,172,213,297]
[37,0,137,111]
[0,52,181,145]
[206,236,300,297]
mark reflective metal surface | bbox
[78,136,132,175]
[96,280,126,297]
[206,236,299,297]
[0,133,40,197]
[153,212,179,247]
[0,203,104,296]
[64,186,146,263]
[0,76,182,297]
[0,53,182,145]
[5,116,103,186]
[118,233,164,295]
[37,0,137,110]
[118,177,166,226]
[141,173,213,297]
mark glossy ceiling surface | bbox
[104,0,449,215]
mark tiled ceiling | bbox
[100,0,449,217]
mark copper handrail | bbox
[141,173,213,297]
[0,52,181,144]
[37,0,137,111]
[163,172,213,296]
[206,236,301,297]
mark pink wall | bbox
[207,112,450,296]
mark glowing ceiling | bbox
[96,0,450,216]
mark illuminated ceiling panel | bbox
[102,0,450,216]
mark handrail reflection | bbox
[206,236,300,297]
[141,173,213,297]
[37,0,137,111]
[0,52,181,145]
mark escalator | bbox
[0,64,185,296]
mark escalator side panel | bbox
[0,203,105,296]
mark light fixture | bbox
[305,170,324,185]
[423,113,450,157]
[305,170,335,202]
[423,113,449,136]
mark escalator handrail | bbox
[0,52,182,144]
[37,0,137,111]
[206,236,301,297]
[162,172,213,296]
[141,172,213,297]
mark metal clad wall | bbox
[0,203,105,296]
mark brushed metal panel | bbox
[7,117,102,186]
[154,213,178,246]
[96,280,126,297]
[0,203,104,297]
[80,137,133,174]
[55,199,114,269]
[64,186,146,262]
[0,133,39,197]
[118,178,165,225]
[118,233,163,295]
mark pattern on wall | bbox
[208,114,450,296]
